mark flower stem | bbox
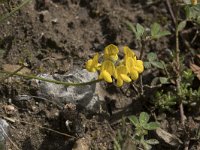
[0,70,101,86]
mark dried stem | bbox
[175,3,186,125]
[165,0,185,125]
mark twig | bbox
[0,125,20,150]
[165,0,176,26]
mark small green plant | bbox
[113,113,159,150]
[113,118,137,150]
[184,1,200,24]
[154,91,177,111]
[128,112,159,150]
[126,22,171,42]
[154,69,200,112]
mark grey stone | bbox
[35,69,101,111]
[0,119,9,150]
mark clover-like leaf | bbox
[185,4,200,22]
[143,122,159,130]
[135,23,145,40]
[151,23,161,38]
[144,61,152,69]
[139,112,150,126]
[125,22,144,40]
[151,61,164,69]
[147,52,157,61]
[151,22,171,39]
[129,115,140,127]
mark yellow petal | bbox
[125,57,134,73]
[104,44,119,55]
[124,46,135,58]
[96,63,101,70]
[191,0,197,5]
[85,53,100,72]
[92,53,99,65]
[86,59,93,72]
[104,54,118,61]
[121,74,131,82]
[134,60,144,73]
[117,78,123,87]
[130,70,139,80]
[111,54,118,61]
[101,70,112,83]
[102,60,117,79]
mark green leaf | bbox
[139,112,150,125]
[157,30,171,39]
[142,141,152,150]
[129,115,139,127]
[146,139,159,145]
[177,21,187,32]
[151,61,164,69]
[125,21,136,34]
[159,77,169,84]
[143,122,159,130]
[147,52,157,61]
[151,22,170,39]
[185,4,200,20]
[144,61,152,69]
[151,23,161,38]
[135,23,145,40]
[113,138,122,150]
[125,22,145,40]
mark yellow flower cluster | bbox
[86,44,144,87]
[191,0,197,5]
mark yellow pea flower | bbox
[191,0,197,5]
[99,60,117,83]
[124,46,136,59]
[116,65,131,87]
[86,53,101,72]
[104,44,119,61]
[125,57,144,80]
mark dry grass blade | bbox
[0,0,32,23]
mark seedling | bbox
[128,112,159,150]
